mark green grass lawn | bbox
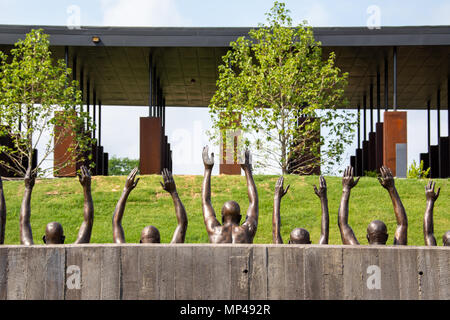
[1,174,449,245]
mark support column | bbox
[140,117,162,174]
[375,69,384,171]
[383,111,407,177]
[362,94,369,174]
[393,47,397,111]
[368,83,376,171]
[355,103,363,176]
[219,113,242,175]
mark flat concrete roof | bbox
[0,25,449,109]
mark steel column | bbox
[370,82,374,132]
[363,94,367,140]
[357,103,361,148]
[93,90,96,141]
[384,58,388,111]
[149,53,153,117]
[427,100,431,153]
[393,47,397,110]
[98,100,102,146]
[86,77,90,131]
[437,88,441,139]
[377,69,381,122]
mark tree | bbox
[208,2,355,174]
[0,29,92,178]
[0,29,93,244]
[109,156,139,176]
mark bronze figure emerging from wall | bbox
[201,146,259,243]
[338,165,408,245]
[272,176,329,244]
[112,168,187,243]
[423,180,448,246]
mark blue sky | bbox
[0,0,449,175]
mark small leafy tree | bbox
[407,160,430,179]
[0,29,93,178]
[109,156,139,176]
[209,2,355,174]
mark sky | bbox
[0,0,449,176]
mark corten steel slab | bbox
[139,117,162,175]
[220,164,241,175]
[53,120,76,177]
[375,122,384,172]
[438,137,449,178]
[383,111,407,176]
[368,132,377,171]
[219,113,241,175]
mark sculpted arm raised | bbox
[314,176,329,245]
[20,167,35,245]
[160,169,188,244]
[272,176,289,244]
[112,167,140,243]
[74,166,94,244]
[377,166,408,245]
[241,150,259,240]
[423,180,440,246]
[201,146,220,236]
[338,166,360,245]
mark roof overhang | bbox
[0,25,449,109]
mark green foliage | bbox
[209,2,355,174]
[109,156,139,176]
[0,29,94,177]
[364,170,378,178]
[407,160,430,179]
[1,175,448,245]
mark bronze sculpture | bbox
[20,167,37,245]
[423,180,448,246]
[112,168,187,243]
[272,176,329,244]
[338,165,408,245]
[43,165,94,244]
[201,146,259,243]
[20,165,94,245]
[0,176,6,244]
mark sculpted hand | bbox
[313,176,327,199]
[377,166,395,190]
[24,167,36,189]
[202,146,214,170]
[160,168,176,193]
[125,167,140,192]
[78,165,91,188]
[342,166,360,191]
[425,180,440,202]
[240,149,252,171]
[274,176,290,199]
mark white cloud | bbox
[100,0,189,27]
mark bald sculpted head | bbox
[43,222,65,244]
[221,200,241,225]
[289,228,311,244]
[140,225,160,243]
[366,220,388,245]
[443,231,450,246]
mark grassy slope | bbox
[1,174,449,245]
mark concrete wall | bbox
[0,244,448,300]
